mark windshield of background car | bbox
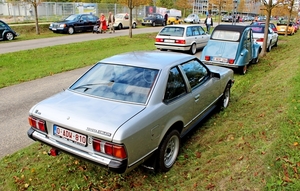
[116,14,124,19]
[159,27,184,37]
[69,63,159,104]
[211,30,240,41]
[65,15,80,21]
[250,26,264,33]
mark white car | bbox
[113,13,137,30]
[184,14,200,24]
[155,24,209,55]
[249,25,278,52]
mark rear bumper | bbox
[201,60,240,68]
[27,127,128,174]
[155,43,190,51]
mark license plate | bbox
[164,39,175,43]
[53,125,87,146]
[214,57,228,62]
[52,28,57,31]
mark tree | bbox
[174,0,193,17]
[282,0,296,36]
[24,0,40,34]
[260,0,282,56]
[118,0,151,38]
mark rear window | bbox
[159,27,184,37]
[211,30,240,41]
[250,27,264,33]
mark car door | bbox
[180,59,219,129]
[0,21,5,40]
[269,28,277,46]
[123,14,130,27]
[186,26,197,47]
[195,26,209,48]
[244,29,253,63]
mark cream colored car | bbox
[113,13,137,30]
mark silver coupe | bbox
[27,51,234,174]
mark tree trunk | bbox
[129,8,133,38]
[33,3,40,35]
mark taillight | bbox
[256,38,264,42]
[28,116,47,133]
[228,59,235,64]
[93,139,127,159]
[155,38,163,42]
[175,39,185,44]
[205,56,210,61]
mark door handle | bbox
[194,94,200,100]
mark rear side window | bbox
[164,67,187,102]
[250,27,264,33]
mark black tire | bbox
[267,41,272,52]
[162,21,165,26]
[189,43,197,55]
[219,83,231,110]
[152,22,156,27]
[132,23,136,29]
[68,27,74,35]
[118,24,122,30]
[5,32,14,40]
[239,65,247,75]
[274,40,278,47]
[157,130,180,172]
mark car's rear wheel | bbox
[239,65,247,75]
[189,43,197,55]
[157,129,180,172]
[218,83,231,110]
[274,39,278,47]
[68,27,74,35]
[267,41,272,52]
[5,32,14,40]
[132,23,136,29]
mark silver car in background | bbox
[27,51,234,174]
[155,24,210,55]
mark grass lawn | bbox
[0,24,299,190]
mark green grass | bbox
[0,24,300,190]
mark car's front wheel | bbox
[118,24,122,30]
[152,22,156,27]
[5,32,14,40]
[157,129,180,172]
[68,27,74,34]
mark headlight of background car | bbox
[59,24,66,28]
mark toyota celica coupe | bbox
[28,51,234,174]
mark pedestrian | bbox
[164,12,168,25]
[108,11,115,33]
[98,13,107,33]
[204,14,213,34]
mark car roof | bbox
[162,24,202,28]
[99,51,195,69]
[213,24,249,33]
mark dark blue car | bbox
[49,14,99,34]
[0,20,18,41]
